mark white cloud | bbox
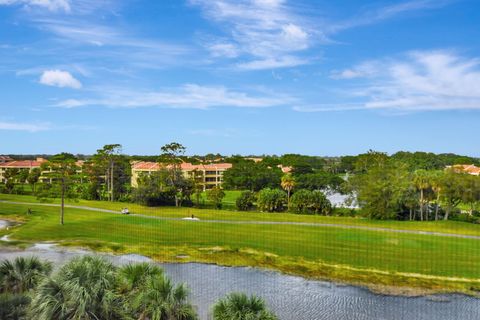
[237,56,307,70]
[191,0,313,69]
[292,104,365,112]
[207,42,239,58]
[0,121,50,132]
[0,0,70,12]
[330,61,380,79]
[329,0,453,33]
[55,84,292,109]
[325,51,480,112]
[39,70,82,89]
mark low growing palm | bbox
[118,262,164,293]
[29,255,127,320]
[0,256,52,294]
[130,273,198,320]
[0,293,31,320]
[212,293,278,320]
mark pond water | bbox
[0,219,15,229]
[0,243,478,320]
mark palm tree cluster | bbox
[213,293,278,320]
[0,256,278,320]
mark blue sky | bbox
[1,0,479,156]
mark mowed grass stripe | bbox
[2,203,480,280]
[2,194,480,237]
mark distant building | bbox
[245,157,263,163]
[131,161,232,190]
[0,158,48,183]
[446,164,480,176]
[278,165,292,173]
[0,158,84,183]
[0,156,13,163]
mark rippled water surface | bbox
[0,244,479,320]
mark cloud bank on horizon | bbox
[0,0,479,155]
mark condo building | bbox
[131,161,232,190]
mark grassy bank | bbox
[1,200,480,295]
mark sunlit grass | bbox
[1,201,480,294]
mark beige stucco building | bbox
[0,158,84,183]
[0,158,48,183]
[131,161,232,190]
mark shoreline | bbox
[1,238,479,298]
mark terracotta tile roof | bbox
[0,159,84,169]
[0,156,13,162]
[132,161,232,171]
[0,160,45,168]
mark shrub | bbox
[213,292,277,320]
[206,187,226,209]
[290,189,332,215]
[132,187,176,206]
[289,189,311,213]
[256,188,287,212]
[236,191,256,211]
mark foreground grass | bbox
[3,194,480,237]
[1,202,480,295]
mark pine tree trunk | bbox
[110,161,114,202]
[444,206,450,220]
[420,189,424,221]
[435,194,440,221]
[60,180,65,225]
[426,202,429,221]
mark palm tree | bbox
[0,293,30,320]
[29,255,126,320]
[0,256,52,294]
[130,275,198,320]
[118,262,164,293]
[212,293,278,320]
[281,174,295,208]
[413,170,431,221]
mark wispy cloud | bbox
[190,0,455,71]
[330,61,381,79]
[190,0,317,70]
[0,121,50,132]
[300,51,480,112]
[237,55,308,70]
[0,0,71,12]
[2,1,193,78]
[39,69,82,89]
[55,84,292,109]
[293,104,366,112]
[328,0,455,33]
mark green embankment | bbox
[1,195,480,295]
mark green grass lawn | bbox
[196,190,242,210]
[1,198,480,294]
[3,194,480,237]
[200,190,243,204]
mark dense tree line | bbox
[347,151,480,221]
[2,147,479,222]
[338,151,479,173]
[0,256,277,320]
[222,158,343,193]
